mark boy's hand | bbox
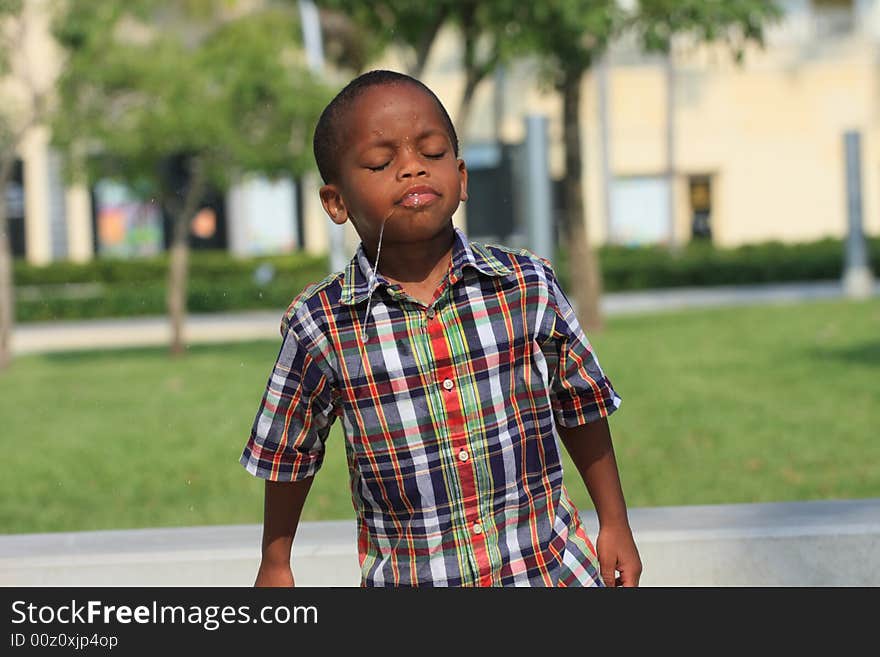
[596,522,642,587]
[557,418,642,587]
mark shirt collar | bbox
[339,226,513,305]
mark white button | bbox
[472,523,483,535]
[426,307,435,319]
[458,450,469,462]
[442,378,454,391]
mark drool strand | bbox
[360,210,394,342]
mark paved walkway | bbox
[2,498,878,585]
[12,279,879,355]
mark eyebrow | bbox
[363,128,449,149]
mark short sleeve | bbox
[544,267,621,428]
[239,324,338,482]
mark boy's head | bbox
[313,70,467,251]
[313,70,459,185]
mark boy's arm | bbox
[254,477,314,587]
[558,417,642,587]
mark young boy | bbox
[240,70,642,587]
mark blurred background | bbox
[0,0,877,536]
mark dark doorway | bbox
[689,175,713,241]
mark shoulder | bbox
[469,240,565,339]
[470,239,560,283]
[280,271,345,336]
[470,239,576,318]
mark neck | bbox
[365,223,456,286]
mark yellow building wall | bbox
[585,37,879,248]
[413,25,880,250]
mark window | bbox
[810,0,855,38]
[610,176,672,246]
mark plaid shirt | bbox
[240,228,621,587]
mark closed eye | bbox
[366,162,390,172]
[425,152,446,159]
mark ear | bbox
[319,184,349,225]
[457,159,468,202]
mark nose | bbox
[396,147,427,180]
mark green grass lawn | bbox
[1,298,878,535]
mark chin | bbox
[390,212,453,236]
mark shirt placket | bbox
[424,290,494,587]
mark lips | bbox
[397,185,440,208]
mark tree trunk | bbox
[410,13,445,79]
[665,49,678,252]
[167,215,189,357]
[165,158,206,357]
[455,69,482,136]
[0,158,14,370]
[454,3,481,133]
[561,66,604,332]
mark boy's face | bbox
[319,83,468,251]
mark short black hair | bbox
[312,70,459,185]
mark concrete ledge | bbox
[1,499,877,586]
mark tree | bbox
[52,0,330,355]
[0,0,54,370]
[316,0,454,77]
[504,1,622,332]
[315,1,519,135]
[633,0,782,57]
[448,1,521,131]
[504,0,781,331]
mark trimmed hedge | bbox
[14,250,329,285]
[13,235,880,322]
[555,236,880,292]
[15,251,330,322]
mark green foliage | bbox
[554,236,880,292]
[51,0,333,190]
[16,278,313,322]
[0,0,36,148]
[499,0,622,81]
[14,250,330,321]
[316,0,455,74]
[633,0,784,58]
[14,249,327,284]
[0,0,23,76]
[0,0,24,13]
[13,236,880,322]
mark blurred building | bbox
[418,0,880,250]
[2,0,300,265]
[579,0,880,249]
[2,0,93,265]
[4,0,880,264]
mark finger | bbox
[599,560,617,588]
[619,566,641,588]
